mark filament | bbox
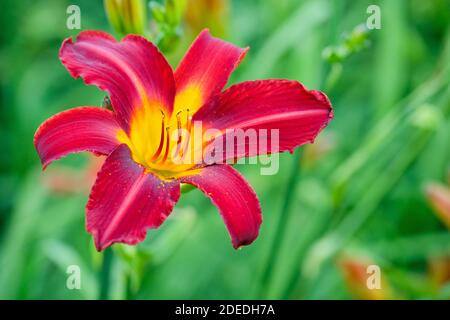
[150,110,166,162]
[161,126,171,163]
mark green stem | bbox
[99,248,113,300]
[125,272,134,300]
[258,149,303,298]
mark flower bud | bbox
[104,0,147,36]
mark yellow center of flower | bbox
[116,86,206,180]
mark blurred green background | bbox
[0,0,449,299]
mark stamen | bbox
[176,111,183,144]
[150,110,166,162]
[180,108,193,160]
[161,126,171,163]
[185,109,192,132]
[173,111,184,156]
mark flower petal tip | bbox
[308,89,334,144]
[180,165,262,250]
[232,232,261,250]
[89,229,145,252]
[33,107,121,170]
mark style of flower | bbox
[34,29,333,251]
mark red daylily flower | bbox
[34,29,333,251]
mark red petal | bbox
[174,29,248,113]
[34,107,121,168]
[194,80,333,161]
[180,165,262,249]
[87,144,180,251]
[60,31,175,130]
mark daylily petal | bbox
[174,29,248,114]
[34,107,121,169]
[179,164,261,249]
[194,80,333,161]
[87,144,180,251]
[60,30,175,130]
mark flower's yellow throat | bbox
[117,85,204,179]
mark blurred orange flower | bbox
[42,155,104,194]
[425,170,450,297]
[339,257,393,300]
[301,133,335,169]
[425,170,450,228]
[428,255,450,288]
